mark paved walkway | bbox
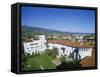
[52,59,61,66]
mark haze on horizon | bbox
[21,6,95,33]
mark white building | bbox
[23,35,47,55]
[48,40,93,60]
[23,35,93,61]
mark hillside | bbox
[22,25,93,36]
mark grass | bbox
[22,51,56,71]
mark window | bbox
[30,47,34,49]
[30,43,38,45]
[63,51,65,53]
[81,48,83,51]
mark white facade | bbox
[48,43,92,60]
[48,43,75,57]
[78,48,92,59]
[23,35,46,55]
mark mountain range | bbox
[22,25,94,35]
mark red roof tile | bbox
[48,40,93,48]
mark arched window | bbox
[61,47,65,53]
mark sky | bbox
[21,6,95,33]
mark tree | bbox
[52,48,58,56]
[56,60,81,69]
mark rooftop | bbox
[48,40,94,48]
[80,49,95,67]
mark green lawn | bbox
[22,51,56,71]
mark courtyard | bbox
[21,49,60,71]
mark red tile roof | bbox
[80,49,95,67]
[48,40,93,48]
